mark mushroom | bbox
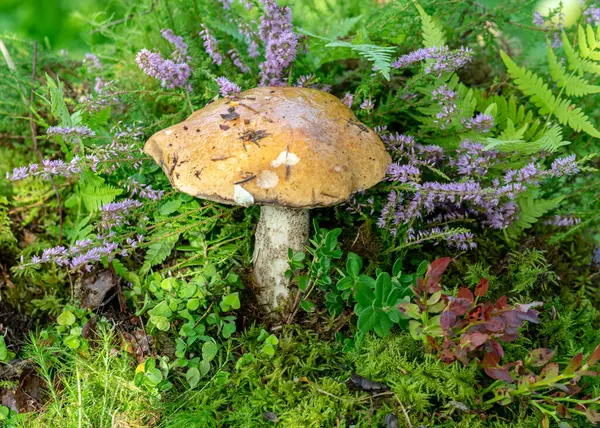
[144,87,390,315]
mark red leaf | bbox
[427,257,451,281]
[460,332,488,351]
[448,297,471,317]
[482,352,500,369]
[587,345,600,367]
[556,403,569,418]
[457,287,474,303]
[495,295,508,309]
[474,278,488,297]
[484,366,512,382]
[488,340,504,359]
[467,305,483,322]
[565,353,583,374]
[527,348,555,367]
[483,318,505,332]
[440,310,456,331]
[454,346,469,365]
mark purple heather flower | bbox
[387,163,420,183]
[550,154,579,176]
[219,0,233,9]
[431,85,457,129]
[70,241,119,271]
[125,178,164,201]
[228,49,251,73]
[585,6,600,26]
[341,92,354,108]
[99,199,143,229]
[47,125,96,138]
[462,113,494,132]
[199,24,223,66]
[136,48,191,90]
[533,11,546,27]
[544,215,581,227]
[161,29,189,62]
[40,246,69,266]
[240,23,260,58]
[392,46,473,76]
[360,99,375,111]
[258,0,299,86]
[451,140,497,176]
[215,77,241,97]
[83,53,102,70]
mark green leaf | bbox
[222,322,236,338]
[186,299,201,311]
[414,1,446,48]
[297,275,310,292]
[151,316,170,331]
[199,360,210,376]
[300,300,316,312]
[57,310,76,326]
[346,252,363,278]
[202,342,218,362]
[501,50,600,138]
[143,234,180,269]
[511,195,564,232]
[186,367,200,388]
[148,301,172,318]
[159,199,182,216]
[220,293,241,311]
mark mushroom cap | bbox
[144,87,391,208]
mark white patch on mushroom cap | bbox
[164,129,174,136]
[334,166,342,172]
[270,150,300,168]
[234,185,254,206]
[256,170,279,189]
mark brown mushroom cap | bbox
[144,87,391,208]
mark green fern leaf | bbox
[79,184,122,212]
[547,44,600,96]
[142,233,180,271]
[325,41,395,80]
[413,1,446,48]
[501,50,600,138]
[562,33,600,75]
[512,195,563,232]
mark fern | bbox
[77,172,122,212]
[0,196,17,252]
[500,27,600,138]
[547,44,600,97]
[141,233,180,273]
[322,40,396,80]
[413,1,446,48]
[510,194,564,234]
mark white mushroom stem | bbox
[252,205,310,313]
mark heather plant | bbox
[0,0,600,426]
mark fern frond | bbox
[485,124,569,154]
[79,184,122,212]
[501,50,600,137]
[413,1,446,48]
[562,33,600,75]
[511,195,563,233]
[324,41,395,80]
[142,233,180,273]
[547,44,600,97]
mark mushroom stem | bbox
[252,205,309,314]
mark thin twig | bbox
[28,41,64,243]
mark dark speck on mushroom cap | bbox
[143,87,391,208]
